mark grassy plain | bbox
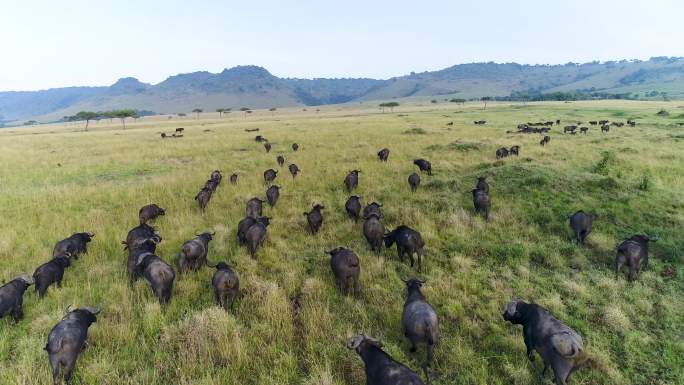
[0,100,682,385]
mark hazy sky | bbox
[1,0,682,91]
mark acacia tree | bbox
[481,96,491,110]
[74,111,99,131]
[216,108,225,118]
[109,109,137,129]
[379,102,399,113]
[240,107,251,118]
[192,108,203,119]
[269,107,277,115]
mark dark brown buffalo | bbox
[138,204,166,225]
[384,226,425,270]
[472,189,490,220]
[52,233,94,260]
[377,148,390,162]
[363,213,385,253]
[344,170,361,192]
[413,159,432,175]
[363,202,383,219]
[230,173,238,185]
[503,300,601,385]
[211,262,240,311]
[476,176,489,193]
[195,187,213,211]
[347,335,425,385]
[601,124,610,133]
[210,170,222,184]
[33,255,71,298]
[46,305,101,385]
[266,185,281,207]
[569,211,597,244]
[244,221,267,257]
[276,155,285,167]
[178,232,214,272]
[327,247,361,295]
[345,195,362,222]
[402,278,439,380]
[136,253,175,304]
[288,164,300,178]
[264,169,278,184]
[408,173,420,192]
[304,204,325,234]
[237,216,270,244]
[580,127,589,134]
[496,147,509,159]
[264,143,272,152]
[292,143,299,152]
[0,275,34,321]
[615,234,658,281]
[509,145,520,156]
[246,197,265,218]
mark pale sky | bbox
[1,0,682,91]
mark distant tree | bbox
[481,96,492,110]
[431,99,438,104]
[269,107,277,115]
[108,109,137,129]
[192,108,203,119]
[178,112,187,117]
[23,120,38,126]
[449,98,466,104]
[379,102,399,113]
[240,107,251,118]
[216,108,225,118]
[74,111,99,131]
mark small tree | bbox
[379,102,399,113]
[216,108,225,118]
[481,96,491,110]
[240,107,251,118]
[109,109,137,129]
[192,108,203,119]
[74,111,99,131]
[269,107,277,115]
[178,113,187,118]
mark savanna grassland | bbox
[0,100,683,385]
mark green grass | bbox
[0,100,682,385]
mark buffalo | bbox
[304,204,325,234]
[264,143,272,152]
[377,148,390,162]
[195,187,213,211]
[245,220,268,257]
[601,124,610,133]
[344,170,361,192]
[615,234,658,281]
[476,176,489,193]
[363,213,385,253]
[292,143,299,152]
[345,195,362,222]
[46,305,101,385]
[327,247,361,295]
[276,155,285,167]
[255,135,266,142]
[0,275,34,321]
[413,159,432,175]
[264,169,278,185]
[266,185,281,207]
[136,252,175,304]
[496,147,509,159]
[138,204,166,225]
[580,126,589,134]
[509,145,520,156]
[288,164,300,179]
[347,335,425,385]
[472,188,490,220]
[33,254,71,297]
[503,300,601,385]
[123,223,162,281]
[540,135,551,146]
[52,233,94,260]
[569,211,597,244]
[178,232,214,272]
[363,202,383,219]
[246,197,265,218]
[408,173,420,192]
[384,226,425,270]
[402,278,439,380]
[210,170,222,184]
[237,216,270,245]
[230,173,238,185]
[211,262,240,311]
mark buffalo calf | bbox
[615,234,657,281]
[304,204,325,234]
[211,262,240,311]
[569,211,597,244]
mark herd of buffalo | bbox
[1,116,659,385]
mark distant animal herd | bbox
[1,116,658,385]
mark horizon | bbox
[2,0,683,92]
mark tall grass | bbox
[0,100,682,385]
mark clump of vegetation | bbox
[656,109,669,116]
[638,173,651,191]
[593,151,617,175]
[403,127,427,135]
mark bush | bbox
[656,109,669,116]
[593,151,617,175]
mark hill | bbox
[1,58,684,124]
